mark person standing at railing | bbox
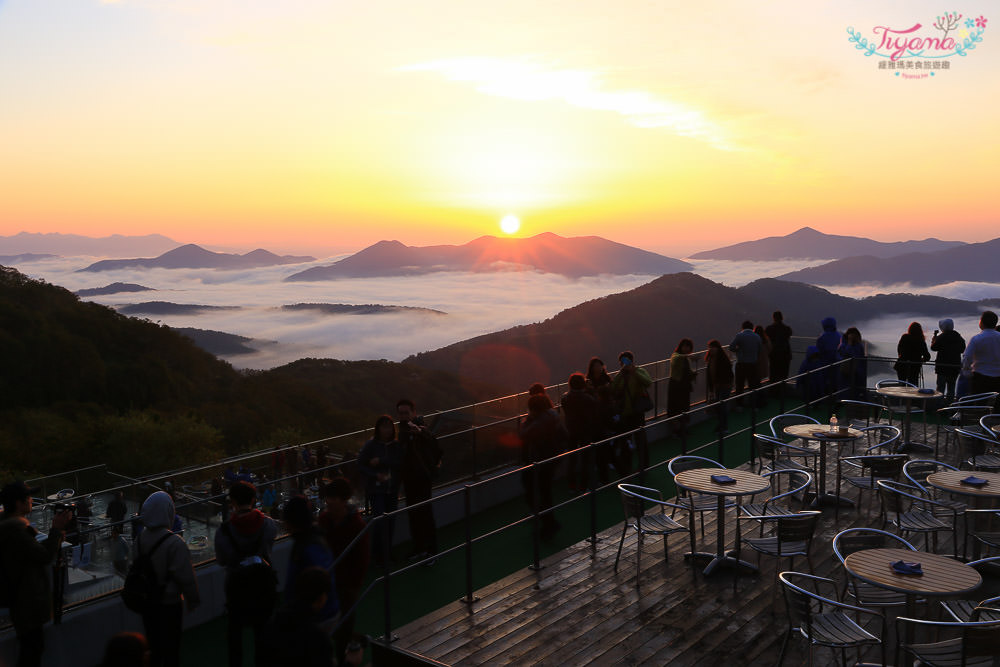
[585,357,617,484]
[397,398,442,563]
[318,477,369,665]
[961,310,1000,409]
[931,319,966,402]
[611,351,653,474]
[705,340,733,435]
[730,321,762,409]
[215,481,278,667]
[135,490,201,667]
[837,327,868,400]
[0,481,72,667]
[667,339,696,437]
[356,415,402,565]
[753,325,771,407]
[816,316,844,398]
[895,321,931,386]
[765,311,793,395]
[560,372,599,493]
[519,393,569,540]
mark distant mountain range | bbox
[76,282,154,297]
[690,227,965,260]
[406,273,983,391]
[116,302,240,316]
[0,232,180,257]
[777,237,1000,286]
[79,244,315,272]
[174,327,258,356]
[285,232,691,281]
[282,303,446,316]
[0,253,57,264]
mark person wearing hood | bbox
[930,319,966,401]
[797,345,826,404]
[816,317,842,365]
[136,491,200,667]
[215,481,278,667]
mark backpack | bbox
[121,532,171,614]
[221,523,278,623]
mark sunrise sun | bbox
[500,214,521,235]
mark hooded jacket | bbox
[136,491,200,607]
[816,317,842,364]
[215,507,278,569]
[931,319,966,374]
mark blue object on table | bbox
[710,474,736,484]
[891,560,923,575]
[961,476,989,487]
[917,388,935,395]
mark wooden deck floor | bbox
[393,425,955,666]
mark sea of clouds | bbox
[14,255,1000,369]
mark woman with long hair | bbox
[896,321,931,385]
[667,338,696,436]
[704,339,733,434]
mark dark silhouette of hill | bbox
[174,328,258,356]
[116,301,240,316]
[776,237,1000,286]
[690,226,965,260]
[0,266,496,478]
[0,232,179,257]
[405,273,983,392]
[76,282,154,297]
[0,253,57,264]
[282,303,447,316]
[285,232,691,280]
[79,244,315,272]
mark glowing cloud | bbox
[400,57,736,151]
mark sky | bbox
[1,0,998,257]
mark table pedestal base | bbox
[684,551,759,576]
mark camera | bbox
[52,501,76,516]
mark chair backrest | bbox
[864,455,906,479]
[753,433,786,462]
[838,399,883,426]
[762,469,813,505]
[980,414,1000,440]
[833,527,917,563]
[964,623,1000,658]
[959,392,1000,406]
[667,455,723,476]
[769,413,820,439]
[876,379,916,389]
[618,484,658,520]
[956,427,999,456]
[860,425,901,453]
[776,512,821,553]
[898,618,1000,661]
[904,459,958,491]
[876,480,919,516]
[778,572,840,638]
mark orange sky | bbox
[1,0,998,256]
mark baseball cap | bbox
[1,481,42,508]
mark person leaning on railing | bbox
[931,318,966,402]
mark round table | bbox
[876,386,941,453]
[843,548,981,644]
[783,424,863,509]
[673,468,769,576]
[927,470,1000,559]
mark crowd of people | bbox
[3,312,1000,666]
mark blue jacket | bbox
[816,317,842,364]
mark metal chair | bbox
[838,398,886,430]
[752,433,815,477]
[838,454,907,515]
[769,413,821,449]
[875,379,924,428]
[936,395,996,455]
[903,459,967,519]
[833,527,920,610]
[964,508,1000,557]
[667,455,735,537]
[777,571,885,667]
[941,557,1000,623]
[896,616,1000,667]
[857,424,902,454]
[739,511,821,584]
[979,414,1000,441]
[876,480,959,556]
[614,484,691,586]
[740,469,813,533]
[955,428,1000,472]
